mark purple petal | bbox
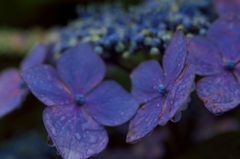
[85,80,139,126]
[21,65,73,106]
[207,15,240,62]
[45,42,57,66]
[186,36,224,76]
[126,97,165,143]
[0,68,28,118]
[20,43,47,71]
[57,42,106,95]
[234,63,240,82]
[130,60,165,104]
[43,105,108,159]
[158,63,195,126]
[163,30,187,86]
[197,72,240,115]
[212,0,240,16]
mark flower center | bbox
[225,60,235,71]
[18,79,26,88]
[75,94,85,106]
[157,84,167,96]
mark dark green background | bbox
[0,0,141,28]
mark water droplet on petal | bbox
[170,111,182,122]
[75,133,81,140]
[215,112,223,116]
[145,130,153,137]
[49,127,58,137]
[60,116,65,121]
[46,135,55,147]
[130,136,141,144]
[56,151,60,155]
[146,119,152,127]
[88,134,98,143]
[86,149,95,156]
[159,120,168,126]
[69,124,74,130]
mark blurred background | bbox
[1,0,240,159]
[0,0,140,56]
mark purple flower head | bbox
[186,15,240,115]
[212,0,240,16]
[127,30,195,143]
[21,42,139,159]
[0,43,47,118]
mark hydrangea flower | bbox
[0,43,47,118]
[55,0,213,58]
[212,0,240,16]
[126,30,195,143]
[186,15,240,115]
[21,42,139,159]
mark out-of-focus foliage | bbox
[0,27,57,56]
[0,131,58,159]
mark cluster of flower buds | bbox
[54,0,216,60]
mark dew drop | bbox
[56,151,60,155]
[99,140,107,147]
[170,111,182,122]
[159,120,168,126]
[69,124,74,130]
[180,103,188,111]
[146,119,152,127]
[46,135,55,147]
[190,83,195,92]
[130,136,141,144]
[145,130,153,137]
[86,149,95,156]
[75,133,81,140]
[49,127,58,137]
[60,116,66,121]
[215,112,223,116]
[55,121,62,128]
[88,134,98,143]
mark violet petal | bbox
[197,72,240,115]
[20,43,47,71]
[85,80,139,126]
[21,65,73,106]
[186,36,224,76]
[126,97,165,143]
[163,30,187,86]
[130,60,165,104]
[207,15,240,62]
[43,105,108,159]
[57,42,106,95]
[212,0,240,16]
[158,63,195,126]
[234,63,240,82]
[0,68,28,118]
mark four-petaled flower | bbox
[22,43,139,159]
[186,15,240,115]
[0,43,47,118]
[126,30,195,143]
